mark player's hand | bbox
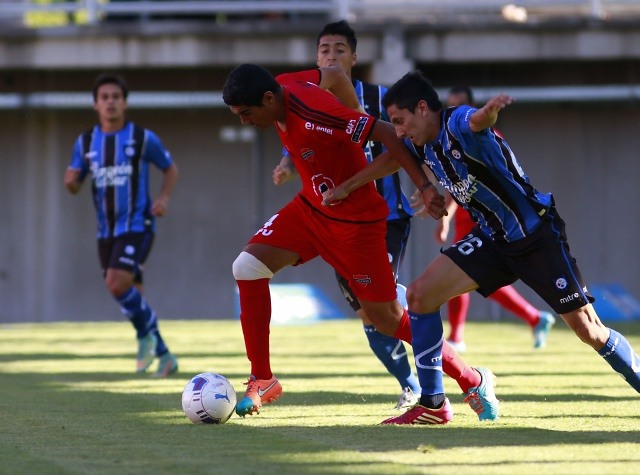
[273,164,293,186]
[321,185,348,207]
[484,93,514,114]
[420,186,448,220]
[409,188,429,219]
[151,196,169,217]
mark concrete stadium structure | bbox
[1,4,639,323]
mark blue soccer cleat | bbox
[533,311,556,349]
[136,333,157,373]
[464,367,499,421]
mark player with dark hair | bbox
[412,85,556,352]
[272,20,420,410]
[64,73,179,378]
[323,70,640,424]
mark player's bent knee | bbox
[232,251,274,280]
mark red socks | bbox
[236,279,273,380]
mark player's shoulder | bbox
[276,69,320,87]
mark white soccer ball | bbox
[182,372,237,424]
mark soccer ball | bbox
[181,372,237,424]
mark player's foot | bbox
[464,367,499,421]
[395,386,420,410]
[382,398,453,425]
[447,339,467,353]
[136,333,157,373]
[533,311,556,349]
[152,352,178,378]
[235,375,283,417]
[396,283,408,309]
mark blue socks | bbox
[408,310,445,407]
[116,288,168,355]
[598,328,640,392]
[363,325,421,393]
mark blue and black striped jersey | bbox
[354,79,413,221]
[69,121,174,239]
[413,105,552,243]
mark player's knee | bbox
[232,251,274,281]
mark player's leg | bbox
[488,285,556,348]
[335,272,420,409]
[446,293,470,352]
[562,305,640,392]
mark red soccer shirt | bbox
[274,70,389,223]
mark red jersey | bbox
[274,70,388,223]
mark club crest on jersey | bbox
[300,148,315,161]
[451,149,462,159]
[353,274,372,286]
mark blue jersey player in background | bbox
[272,20,421,410]
[64,73,179,378]
[325,69,640,424]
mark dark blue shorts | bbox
[98,232,154,283]
[442,208,594,314]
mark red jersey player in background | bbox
[412,85,556,352]
[223,64,499,423]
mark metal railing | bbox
[0,1,638,27]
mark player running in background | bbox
[411,85,555,352]
[323,70,640,424]
[271,20,420,410]
[223,63,499,423]
[64,73,179,378]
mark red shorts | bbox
[249,195,397,303]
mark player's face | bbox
[229,104,273,129]
[93,83,127,125]
[387,101,435,146]
[316,35,356,75]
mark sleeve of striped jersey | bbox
[144,130,174,169]
[68,135,88,171]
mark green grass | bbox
[0,319,639,475]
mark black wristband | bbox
[418,182,432,193]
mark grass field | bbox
[0,319,638,475]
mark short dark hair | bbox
[92,73,129,102]
[448,84,474,105]
[316,20,357,53]
[382,70,443,113]
[222,64,281,107]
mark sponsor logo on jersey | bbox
[448,174,478,204]
[305,121,333,135]
[353,274,372,286]
[311,174,337,199]
[350,117,369,143]
[90,162,133,188]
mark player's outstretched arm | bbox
[469,93,514,132]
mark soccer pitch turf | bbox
[0,319,638,475]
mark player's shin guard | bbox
[117,287,154,338]
[364,325,420,393]
[598,328,640,392]
[409,310,445,408]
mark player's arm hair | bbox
[317,66,365,113]
[64,167,83,194]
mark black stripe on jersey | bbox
[288,93,349,130]
[128,125,146,230]
[104,134,116,234]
